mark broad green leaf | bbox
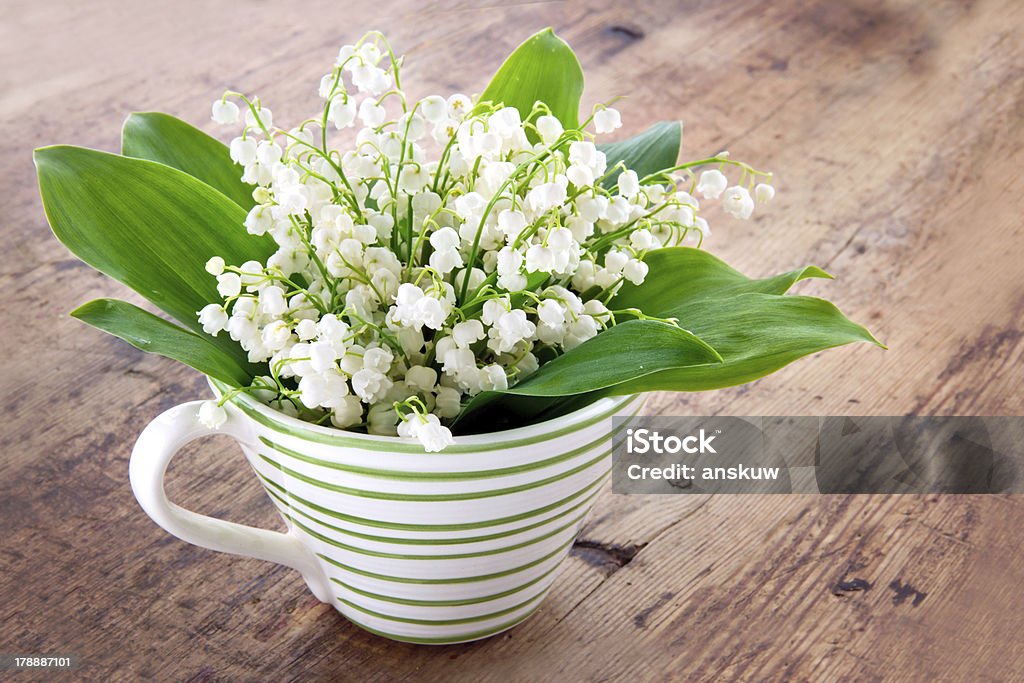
[609,293,882,393]
[72,299,256,386]
[599,121,682,188]
[454,319,721,427]
[478,28,584,130]
[603,247,881,393]
[122,112,255,209]
[612,247,832,315]
[35,145,274,368]
[505,319,720,395]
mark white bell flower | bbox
[434,386,462,418]
[363,346,393,374]
[447,93,472,120]
[262,320,293,352]
[566,163,595,188]
[298,373,330,408]
[356,42,382,65]
[593,107,622,134]
[328,99,357,129]
[478,364,509,391]
[572,259,598,291]
[482,297,509,326]
[330,396,364,428]
[245,106,273,130]
[722,186,755,220]
[404,365,438,392]
[351,64,391,95]
[420,95,448,123]
[205,256,225,276]
[454,192,487,222]
[526,178,567,214]
[295,319,317,341]
[211,100,239,125]
[429,249,463,275]
[496,210,527,242]
[564,315,599,349]
[605,196,631,224]
[351,368,393,402]
[198,304,228,336]
[618,170,640,198]
[198,401,228,429]
[623,259,650,285]
[336,45,356,66]
[452,320,485,348]
[577,194,609,223]
[358,99,386,127]
[525,244,555,273]
[488,107,522,137]
[229,137,257,166]
[258,286,288,316]
[429,227,460,252]
[441,346,476,377]
[308,340,339,372]
[367,403,399,435]
[398,165,429,193]
[536,299,566,327]
[535,115,563,144]
[491,310,536,353]
[216,273,242,298]
[399,413,454,452]
[696,170,728,199]
[568,141,602,171]
[630,229,655,251]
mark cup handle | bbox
[129,401,332,602]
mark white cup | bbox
[130,384,641,644]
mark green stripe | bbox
[266,482,602,546]
[329,560,561,607]
[258,403,641,481]
[257,470,609,532]
[340,606,539,645]
[339,591,545,627]
[316,537,574,585]
[285,505,588,560]
[220,379,636,453]
[256,445,612,502]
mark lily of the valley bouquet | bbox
[36,30,880,452]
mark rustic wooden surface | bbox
[2,0,1023,680]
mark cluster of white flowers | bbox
[197,32,773,451]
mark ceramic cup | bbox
[129,383,642,644]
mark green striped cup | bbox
[129,384,642,644]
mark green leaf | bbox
[454,319,721,427]
[72,299,256,386]
[612,247,833,315]
[605,247,882,393]
[610,293,882,393]
[478,28,584,130]
[122,112,255,209]
[504,320,720,395]
[35,145,274,369]
[598,121,682,188]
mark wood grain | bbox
[1,0,1022,680]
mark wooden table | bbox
[2,0,1022,680]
